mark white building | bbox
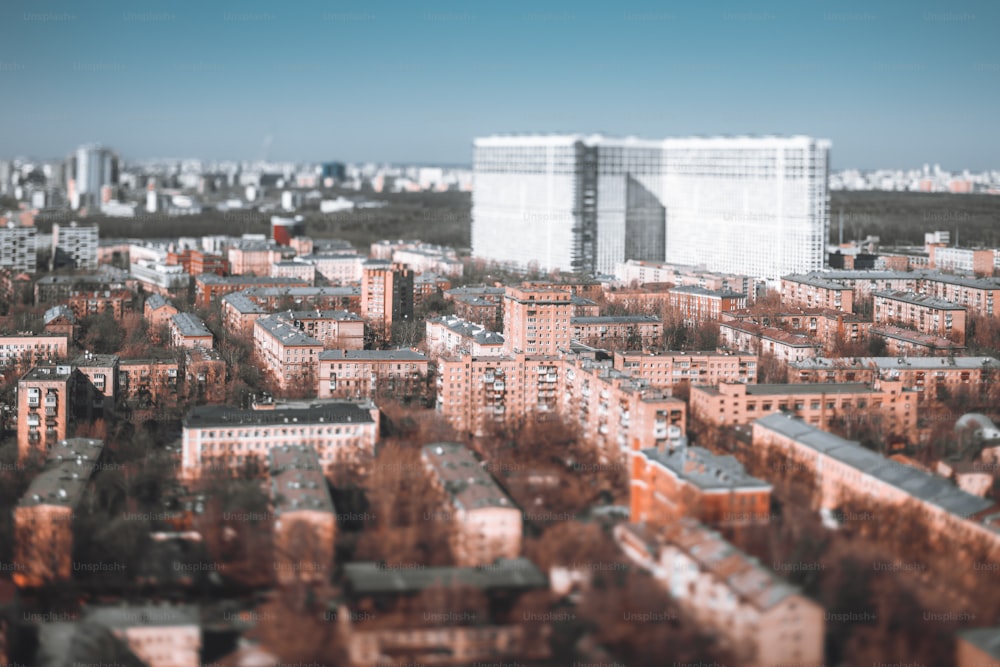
[0,222,37,272]
[52,222,99,270]
[472,134,830,279]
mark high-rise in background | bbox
[65,144,120,211]
[472,134,831,280]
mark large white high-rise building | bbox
[66,144,119,210]
[52,222,99,270]
[472,134,831,279]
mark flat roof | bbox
[269,445,336,516]
[222,291,267,314]
[171,312,213,338]
[571,315,662,325]
[319,348,428,362]
[145,294,174,311]
[744,382,875,396]
[72,353,119,367]
[429,316,505,345]
[185,402,373,428]
[874,290,965,310]
[754,413,994,518]
[20,365,74,381]
[255,315,323,347]
[873,325,964,349]
[84,604,199,628]
[641,446,771,492]
[422,442,518,512]
[197,274,307,286]
[343,558,546,596]
[668,285,745,298]
[791,356,999,371]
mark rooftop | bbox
[269,445,336,515]
[222,291,267,314]
[171,312,213,338]
[72,353,119,368]
[873,325,965,349]
[429,315,505,346]
[184,402,374,428]
[145,294,175,311]
[781,274,851,290]
[874,290,965,310]
[422,442,519,512]
[20,364,74,381]
[43,304,77,325]
[791,356,999,371]
[19,439,105,509]
[754,413,995,519]
[343,558,546,596]
[197,274,308,286]
[720,321,818,348]
[84,603,199,628]
[282,309,361,321]
[958,627,1000,659]
[669,285,746,298]
[641,445,771,492]
[319,348,428,362]
[255,315,323,347]
[571,315,663,325]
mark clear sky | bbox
[1,0,997,170]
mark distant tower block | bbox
[271,215,305,246]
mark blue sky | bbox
[1,0,997,169]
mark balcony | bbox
[493,382,505,391]
[45,407,57,417]
[44,397,58,408]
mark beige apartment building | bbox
[17,365,74,459]
[317,349,430,400]
[503,284,574,355]
[570,315,663,349]
[781,274,854,313]
[0,334,68,372]
[612,350,757,389]
[873,290,967,343]
[422,442,522,566]
[360,260,414,341]
[252,314,323,390]
[719,321,819,363]
[667,285,747,323]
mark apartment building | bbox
[719,321,819,363]
[275,309,364,349]
[570,315,663,348]
[182,348,226,404]
[425,315,505,357]
[690,380,917,439]
[444,285,505,330]
[392,247,464,277]
[72,352,118,419]
[337,559,550,667]
[630,443,772,527]
[42,306,78,341]
[118,356,179,408]
[668,285,747,323]
[244,285,362,313]
[17,365,74,459]
[752,413,1000,559]
[780,274,854,313]
[722,307,872,354]
[169,312,213,350]
[144,294,178,333]
[789,356,1000,403]
[166,247,229,276]
[227,241,292,276]
[193,275,310,308]
[84,604,201,667]
[180,402,379,478]
[873,324,965,357]
[252,314,323,390]
[300,252,364,284]
[413,272,452,308]
[503,285,574,355]
[35,271,131,304]
[873,290,967,343]
[930,246,995,276]
[317,349,430,400]
[130,260,191,297]
[0,334,68,372]
[52,222,98,270]
[614,260,764,300]
[421,442,522,566]
[270,259,316,283]
[360,260,414,340]
[613,350,758,389]
[616,520,824,667]
[269,445,336,584]
[220,291,268,337]
[14,438,105,587]
[67,289,133,321]
[0,223,36,273]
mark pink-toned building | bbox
[270,260,316,283]
[360,260,414,340]
[719,321,819,363]
[422,442,521,566]
[630,443,772,528]
[503,284,573,355]
[269,445,335,584]
[780,274,854,313]
[169,313,213,350]
[252,315,322,390]
[873,290,966,344]
[612,350,757,389]
[67,289,134,321]
[616,520,825,667]
[42,306,78,341]
[722,307,872,354]
[0,334,69,372]
[144,294,178,333]
[118,356,179,408]
[873,325,966,357]
[426,315,505,357]
[570,315,663,349]
[302,253,364,285]
[17,365,74,459]
[318,349,429,400]
[667,285,747,323]
[690,380,918,440]
[227,242,292,276]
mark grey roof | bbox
[221,291,267,314]
[754,413,994,518]
[243,286,360,298]
[422,442,519,511]
[873,290,964,310]
[20,364,74,381]
[781,274,851,290]
[282,309,361,321]
[429,315,505,346]
[144,294,174,311]
[958,627,1000,658]
[786,269,1000,290]
[269,445,336,515]
[84,604,200,628]
[445,285,505,298]
[668,284,746,298]
[873,325,963,349]
[318,348,428,362]
[254,315,322,347]
[184,402,374,428]
[343,558,546,595]
[641,445,771,492]
[43,305,77,325]
[19,439,105,509]
[196,274,306,286]
[742,382,876,396]
[171,312,213,338]
[72,353,119,368]
[792,356,999,371]
[571,315,662,325]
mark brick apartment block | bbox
[873,290,966,344]
[612,350,758,389]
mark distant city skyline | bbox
[2,0,998,169]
